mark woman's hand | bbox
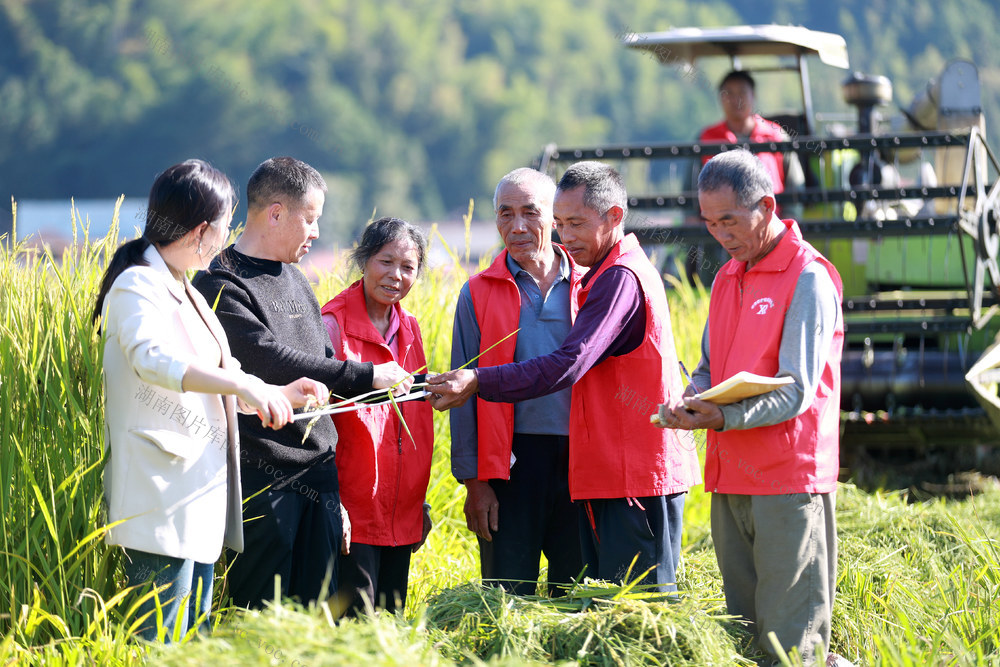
[280,377,330,408]
[237,377,294,429]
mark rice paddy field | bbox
[3,204,1000,666]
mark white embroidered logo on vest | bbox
[751,297,775,315]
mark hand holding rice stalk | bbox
[425,328,521,410]
[297,367,429,444]
[298,327,521,442]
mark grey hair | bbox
[247,156,328,210]
[555,161,628,219]
[493,168,556,212]
[697,149,773,209]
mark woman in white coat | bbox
[92,159,328,642]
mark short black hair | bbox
[350,217,427,276]
[556,161,628,218]
[719,70,755,92]
[247,157,327,210]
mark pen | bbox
[678,360,702,394]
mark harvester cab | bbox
[537,25,1000,469]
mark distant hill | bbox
[1,0,997,244]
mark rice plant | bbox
[4,202,1000,666]
[1,200,146,663]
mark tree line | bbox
[1,0,997,243]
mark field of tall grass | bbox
[3,202,1000,665]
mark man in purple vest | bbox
[663,149,844,666]
[431,162,700,594]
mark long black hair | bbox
[92,159,234,324]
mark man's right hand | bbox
[463,479,499,542]
[372,361,413,396]
[665,396,725,431]
[426,369,478,410]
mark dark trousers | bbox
[579,492,686,593]
[337,542,413,615]
[480,433,583,596]
[225,486,343,609]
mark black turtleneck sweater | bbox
[193,246,374,493]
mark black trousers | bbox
[337,542,413,615]
[225,486,343,609]
[480,433,583,596]
[578,492,686,593]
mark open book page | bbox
[693,371,794,405]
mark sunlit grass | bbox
[3,206,1000,665]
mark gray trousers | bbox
[712,492,837,667]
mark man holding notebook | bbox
[662,149,844,667]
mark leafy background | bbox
[1,0,998,241]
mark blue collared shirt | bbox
[449,247,574,480]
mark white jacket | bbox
[101,245,243,563]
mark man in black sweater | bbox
[194,157,410,608]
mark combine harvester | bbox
[537,25,1000,477]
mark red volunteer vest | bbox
[468,247,584,480]
[700,116,787,194]
[568,234,702,500]
[705,220,844,495]
[320,281,434,545]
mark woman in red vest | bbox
[320,217,434,615]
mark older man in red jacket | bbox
[449,168,586,596]
[429,162,701,592]
[663,149,844,666]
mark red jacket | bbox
[700,116,787,194]
[705,220,843,494]
[320,281,434,545]
[568,235,702,500]
[468,248,584,480]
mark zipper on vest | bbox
[391,420,403,547]
[721,274,747,376]
[710,273,746,495]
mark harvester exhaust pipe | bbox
[842,72,893,185]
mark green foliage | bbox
[830,487,1000,663]
[151,601,451,667]
[0,202,148,663]
[4,212,1000,665]
[423,583,743,665]
[5,0,998,244]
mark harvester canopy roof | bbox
[623,24,850,70]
